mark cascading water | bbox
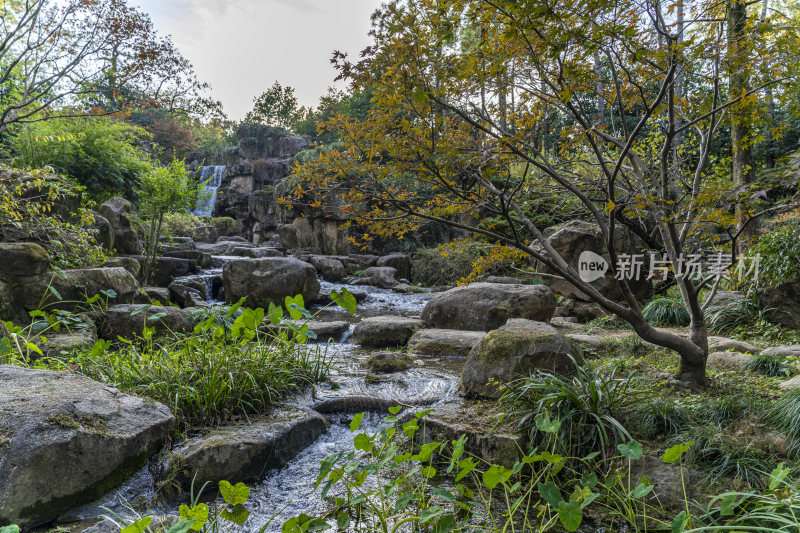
[192,165,226,217]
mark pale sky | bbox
[132,0,382,120]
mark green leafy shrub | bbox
[768,388,800,456]
[10,115,153,202]
[706,296,773,333]
[642,295,690,327]
[751,215,800,287]
[699,395,751,427]
[209,216,235,236]
[161,212,203,238]
[411,242,500,286]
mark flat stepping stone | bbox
[565,334,607,350]
[408,328,486,356]
[707,351,751,369]
[708,336,759,354]
[780,375,800,391]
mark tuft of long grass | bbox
[502,357,651,458]
[767,387,800,456]
[677,425,776,488]
[634,397,691,438]
[706,296,774,334]
[746,351,789,377]
[642,295,690,327]
[59,329,330,432]
[698,395,750,427]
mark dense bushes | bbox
[411,241,520,286]
[751,211,800,287]
[10,116,153,202]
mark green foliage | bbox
[768,388,800,456]
[502,358,649,457]
[138,159,203,284]
[0,167,107,268]
[161,212,204,238]
[746,351,791,377]
[209,217,235,237]
[706,296,772,333]
[186,306,242,331]
[411,242,512,286]
[10,116,153,202]
[634,398,691,438]
[751,217,800,287]
[642,295,690,327]
[244,81,302,129]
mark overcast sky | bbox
[132,0,381,120]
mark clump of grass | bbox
[746,351,790,377]
[677,425,776,488]
[502,357,651,457]
[187,305,242,331]
[56,320,330,432]
[634,397,691,438]
[768,388,800,456]
[642,295,690,327]
[699,395,750,427]
[707,297,772,333]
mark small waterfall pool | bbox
[192,165,226,217]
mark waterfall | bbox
[192,165,226,217]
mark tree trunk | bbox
[728,0,757,247]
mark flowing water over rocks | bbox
[64,278,468,532]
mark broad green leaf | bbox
[388,405,402,415]
[331,288,357,314]
[219,480,250,505]
[226,297,247,319]
[268,302,283,325]
[483,465,510,490]
[769,462,791,490]
[431,487,456,502]
[130,304,151,316]
[432,515,456,533]
[121,517,152,533]
[220,504,250,526]
[419,506,444,524]
[535,412,561,434]
[538,481,563,508]
[147,312,167,322]
[179,503,209,531]
[662,442,694,464]
[420,465,437,478]
[557,500,582,532]
[353,433,372,451]
[48,285,62,301]
[349,412,365,432]
[672,510,688,533]
[336,511,350,530]
[631,483,654,498]
[165,519,196,533]
[617,440,643,460]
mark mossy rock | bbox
[365,352,413,373]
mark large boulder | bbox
[377,253,411,280]
[0,242,50,279]
[104,256,141,279]
[14,267,137,314]
[170,408,327,488]
[422,283,556,332]
[364,266,397,289]
[352,316,424,348]
[97,304,191,339]
[462,319,582,398]
[542,220,652,302]
[89,210,115,251]
[0,365,174,528]
[161,249,212,269]
[223,257,320,308]
[134,256,196,287]
[309,255,347,282]
[98,197,142,254]
[761,278,800,329]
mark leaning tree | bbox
[290,0,800,388]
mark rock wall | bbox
[188,124,351,254]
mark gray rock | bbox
[229,246,283,258]
[762,279,800,329]
[104,256,141,279]
[90,211,115,251]
[365,352,413,373]
[0,365,174,528]
[761,345,800,358]
[162,249,212,269]
[377,253,411,280]
[352,316,424,348]
[98,304,191,339]
[707,336,759,354]
[168,283,208,308]
[408,329,486,356]
[542,220,651,302]
[483,276,520,284]
[462,319,582,398]
[707,351,751,369]
[98,197,142,255]
[194,225,219,243]
[134,286,170,305]
[631,455,696,510]
[422,282,556,332]
[223,257,320,309]
[0,242,50,279]
[145,257,197,287]
[780,375,800,391]
[365,266,397,289]
[172,408,327,487]
[565,333,608,350]
[14,267,138,314]
[38,319,97,359]
[310,256,347,282]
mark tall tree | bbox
[244,82,302,129]
[293,0,800,389]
